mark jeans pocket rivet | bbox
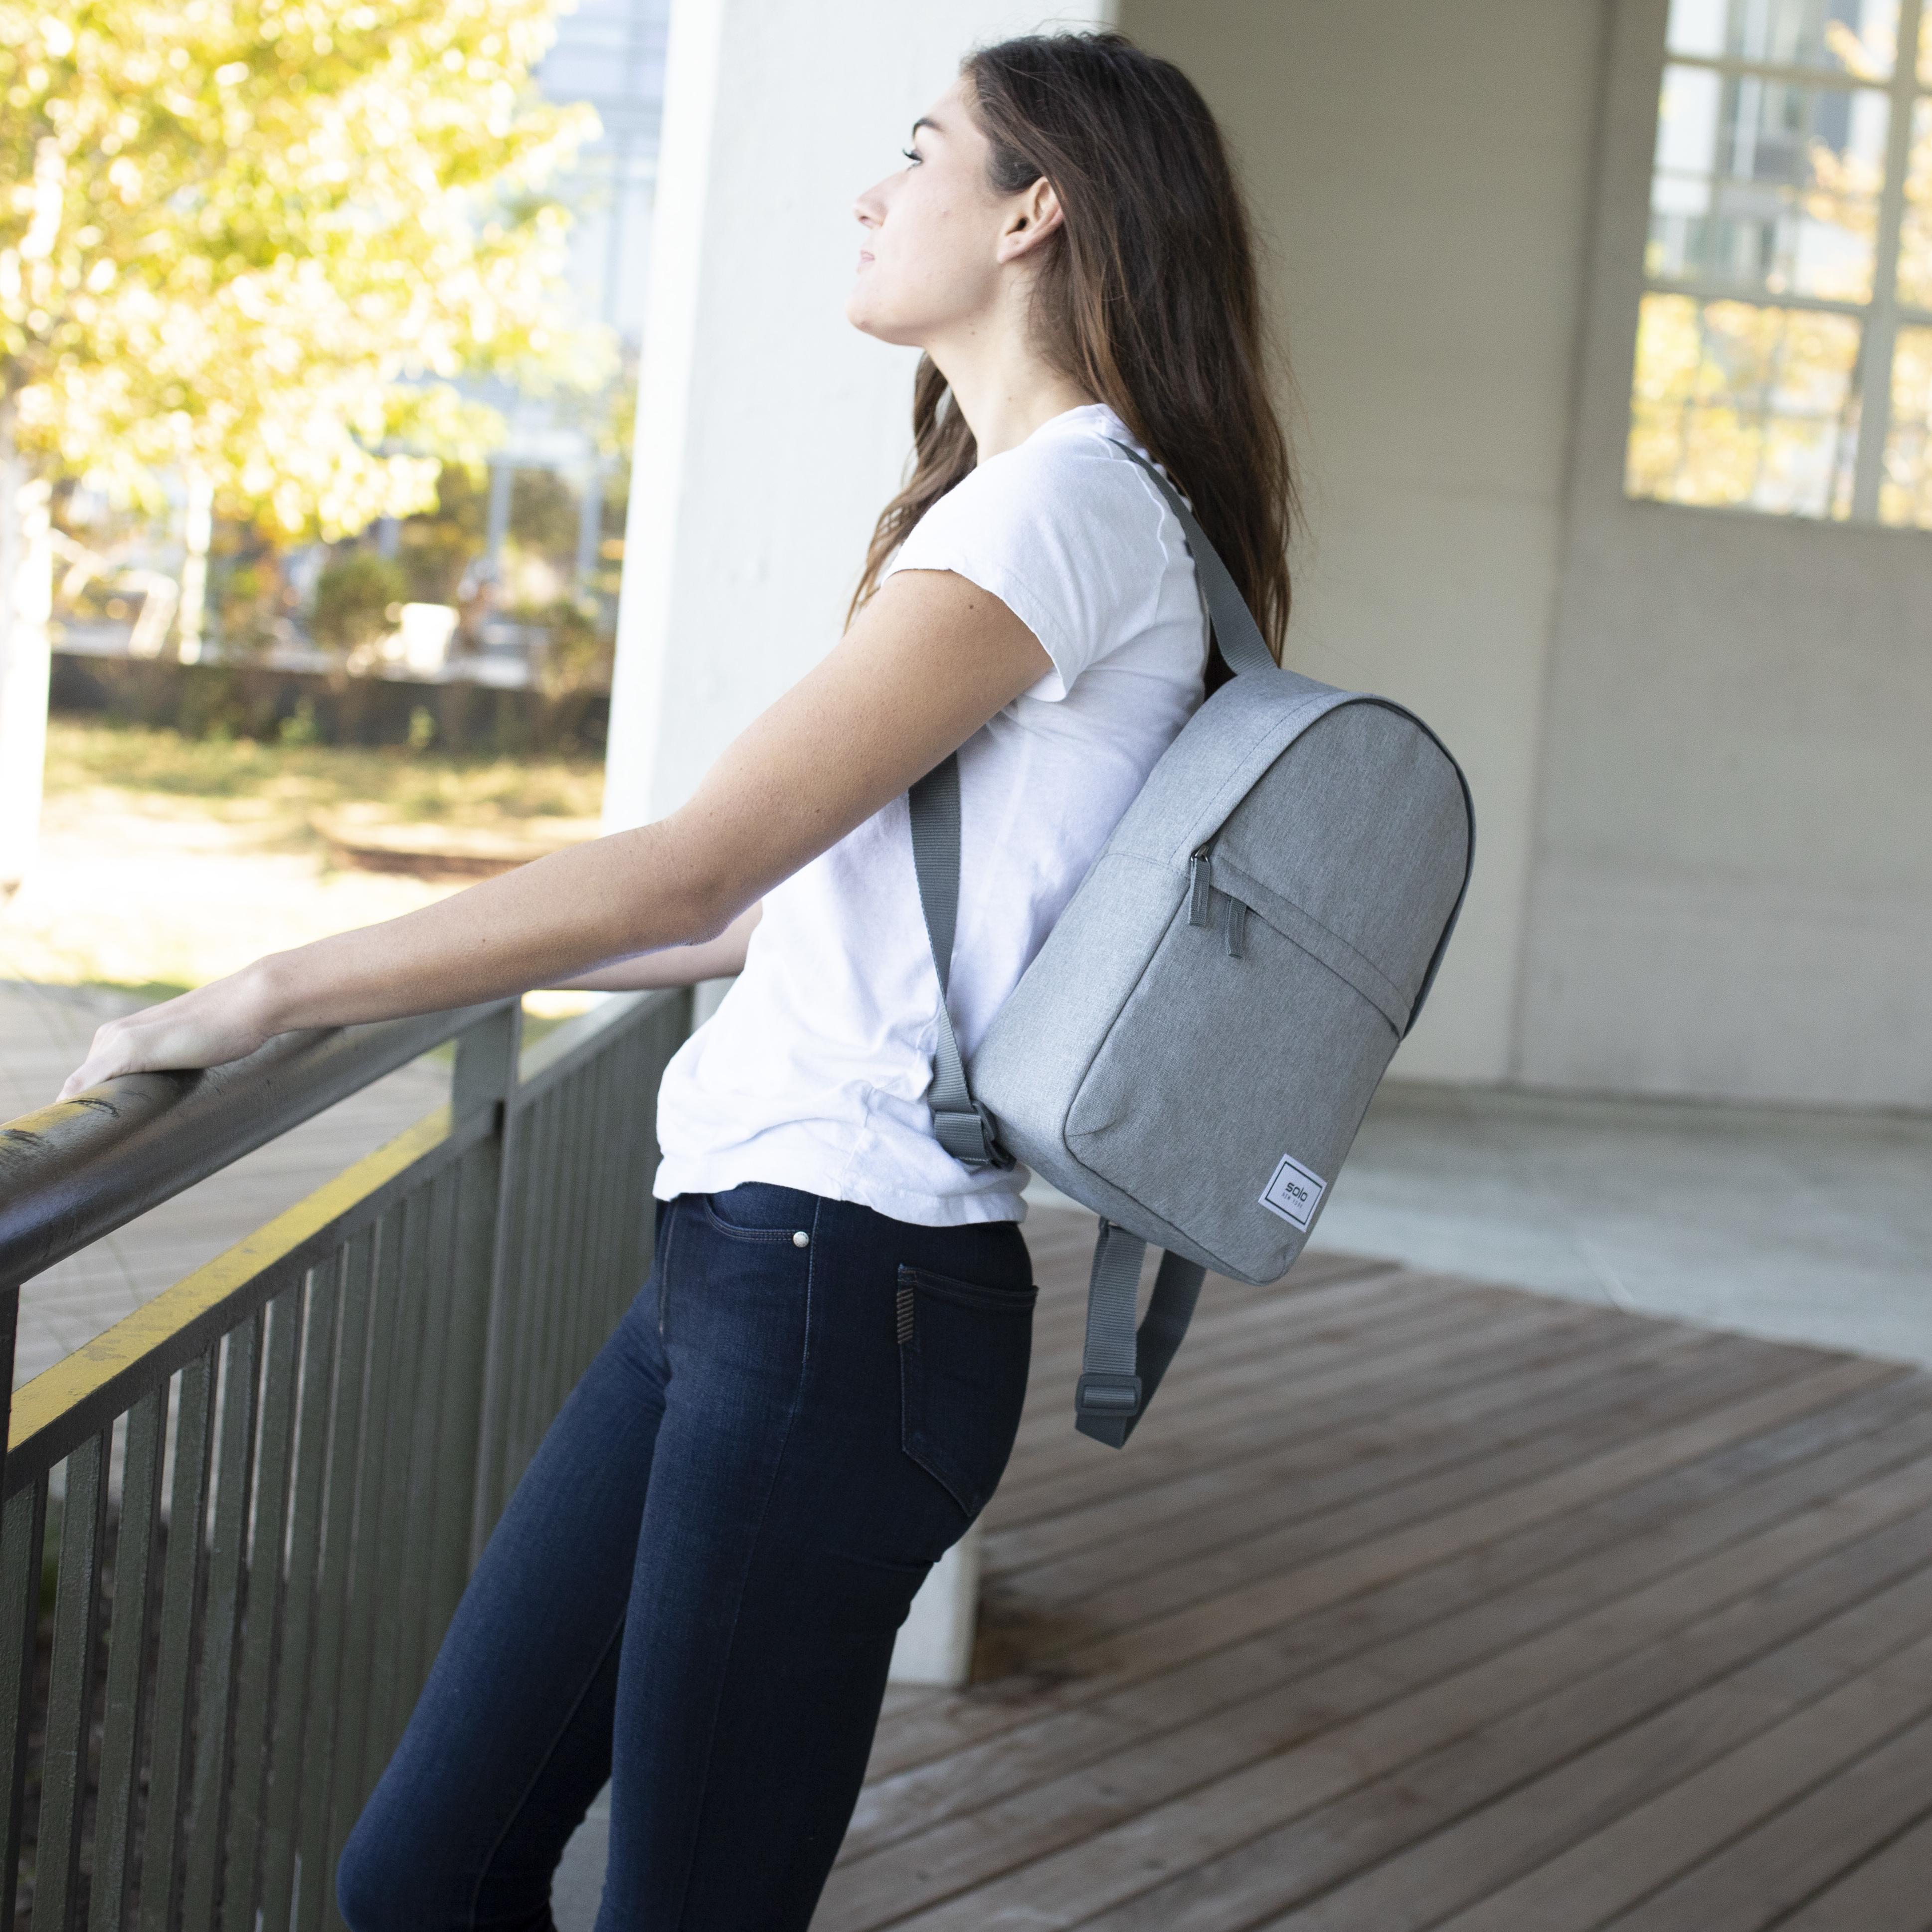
[793,1229,810,1248]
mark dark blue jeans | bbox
[337,1183,1036,1932]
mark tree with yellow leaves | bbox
[0,0,605,892]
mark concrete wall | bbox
[1120,0,1607,1083]
[602,0,1114,833]
[1518,0,1932,1109]
[1125,0,1932,1109]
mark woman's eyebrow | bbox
[910,115,944,138]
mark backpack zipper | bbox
[1187,845,1215,926]
[1224,895,1249,958]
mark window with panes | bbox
[1629,0,1932,524]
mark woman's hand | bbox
[55,963,281,1102]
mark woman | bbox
[59,30,1293,1931]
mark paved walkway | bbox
[1,978,449,1387]
[1316,1081,1932,1371]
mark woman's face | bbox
[847,78,1030,348]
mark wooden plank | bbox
[1003,1279,1585,1480]
[989,1308,1692,1584]
[1020,1256,1494,1392]
[869,1355,1897,1781]
[1021,1251,1404,1361]
[873,1360,1901,1777]
[1007,1336,1764,1658]
[1138,1515,1932,1932]
[1428,1625,1932,1932]
[821,1461,1932,1931]
[993,1295,1613,1526]
[1008,1324,1720,1630]
[848,1381,1932,1865]
[1773,1809,1932,1932]
[1020,1266,1537,1418]
[1057,1358,1893,1679]
[1593,1707,1932,1930]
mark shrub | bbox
[312,551,408,651]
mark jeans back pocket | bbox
[897,1264,1038,1520]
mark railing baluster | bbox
[180,1309,265,1928]
[140,1349,216,1932]
[222,1277,306,1927]
[358,1184,433,1786]
[616,1023,655,1319]
[546,1069,595,1424]
[459,1002,523,1577]
[436,1143,496,1628]
[495,1084,544,1515]
[393,1165,460,1710]
[89,1386,167,1932]
[325,1206,405,1893]
[510,1087,561,1495]
[0,1473,49,1930]
[256,1256,343,1930]
[470,1102,527,1545]
[572,1059,607,1381]
[299,1231,376,1932]
[590,1046,622,1339]
[38,1426,113,1927]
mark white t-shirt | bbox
[651,402,1208,1227]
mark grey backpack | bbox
[908,450,1474,1447]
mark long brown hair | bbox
[850,31,1295,673]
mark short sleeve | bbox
[883,426,1176,702]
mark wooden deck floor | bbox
[826,1206,1932,1932]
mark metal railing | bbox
[0,985,693,1929]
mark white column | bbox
[607,0,1113,1689]
[602,0,1115,831]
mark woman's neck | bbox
[932,324,1097,463]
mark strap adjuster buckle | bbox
[1075,1372,1143,1417]
[932,1101,1016,1172]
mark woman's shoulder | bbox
[889,404,1201,703]
[985,404,1163,495]
[910,405,1174,557]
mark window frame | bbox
[1630,0,1931,523]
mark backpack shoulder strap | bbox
[907,753,1011,1170]
[1114,447,1280,681]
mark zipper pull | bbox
[1225,895,1248,959]
[1188,846,1214,926]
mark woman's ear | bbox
[996,176,1065,262]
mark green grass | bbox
[45,717,606,827]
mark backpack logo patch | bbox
[1260,1154,1327,1231]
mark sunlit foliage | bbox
[0,0,605,536]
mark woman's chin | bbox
[845,299,925,349]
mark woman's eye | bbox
[901,147,922,165]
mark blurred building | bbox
[472,0,672,596]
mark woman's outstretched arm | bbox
[55,569,1048,1099]
[537,901,764,993]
